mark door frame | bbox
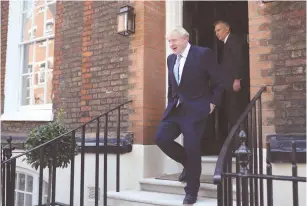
[165,1,250,153]
[165,0,184,145]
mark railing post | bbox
[257,97,264,206]
[266,142,273,206]
[38,147,44,206]
[217,182,223,206]
[104,114,109,206]
[2,150,6,206]
[116,107,121,192]
[10,159,16,206]
[291,141,298,206]
[95,118,100,206]
[70,131,76,206]
[80,126,86,206]
[235,130,251,206]
[52,153,57,206]
[4,137,15,206]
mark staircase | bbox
[107,156,236,206]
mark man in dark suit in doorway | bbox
[214,20,248,135]
[155,27,225,204]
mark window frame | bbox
[15,172,34,206]
[14,167,49,206]
[1,0,56,121]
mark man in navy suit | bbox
[155,27,224,204]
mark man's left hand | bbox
[233,79,241,92]
[209,103,215,114]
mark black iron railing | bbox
[1,100,132,206]
[213,86,306,206]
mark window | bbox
[1,0,56,121]
[21,0,55,106]
[14,172,49,206]
[15,173,33,206]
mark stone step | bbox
[140,177,218,199]
[107,190,219,206]
[201,156,237,176]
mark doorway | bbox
[183,1,250,155]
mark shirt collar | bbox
[224,33,230,44]
[180,43,191,58]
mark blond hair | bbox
[166,27,189,39]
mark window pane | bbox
[46,3,56,35]
[19,174,26,191]
[36,40,46,64]
[15,174,18,189]
[17,192,24,206]
[22,11,34,41]
[22,44,34,74]
[34,4,45,39]
[34,86,45,105]
[21,75,32,106]
[25,194,32,206]
[23,0,33,11]
[34,0,44,8]
[47,39,54,68]
[26,175,33,192]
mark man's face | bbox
[215,23,230,41]
[167,34,188,55]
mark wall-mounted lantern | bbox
[117,5,135,36]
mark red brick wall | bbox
[53,1,131,135]
[129,1,166,144]
[1,1,9,114]
[249,1,306,137]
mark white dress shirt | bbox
[224,33,230,44]
[177,43,191,84]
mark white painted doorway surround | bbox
[165,0,184,145]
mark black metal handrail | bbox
[213,86,306,206]
[1,101,132,165]
[1,100,132,206]
[213,86,266,184]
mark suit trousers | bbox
[155,104,207,195]
[218,86,249,146]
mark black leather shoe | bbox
[178,168,186,182]
[183,194,197,205]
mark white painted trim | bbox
[165,1,184,145]
[165,0,183,105]
[1,108,53,121]
[2,1,53,122]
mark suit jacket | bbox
[163,46,225,122]
[220,33,245,90]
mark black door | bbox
[183,1,250,155]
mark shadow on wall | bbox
[258,1,306,134]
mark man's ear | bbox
[226,26,230,33]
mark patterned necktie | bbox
[173,55,182,84]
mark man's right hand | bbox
[233,79,241,92]
[209,103,215,114]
